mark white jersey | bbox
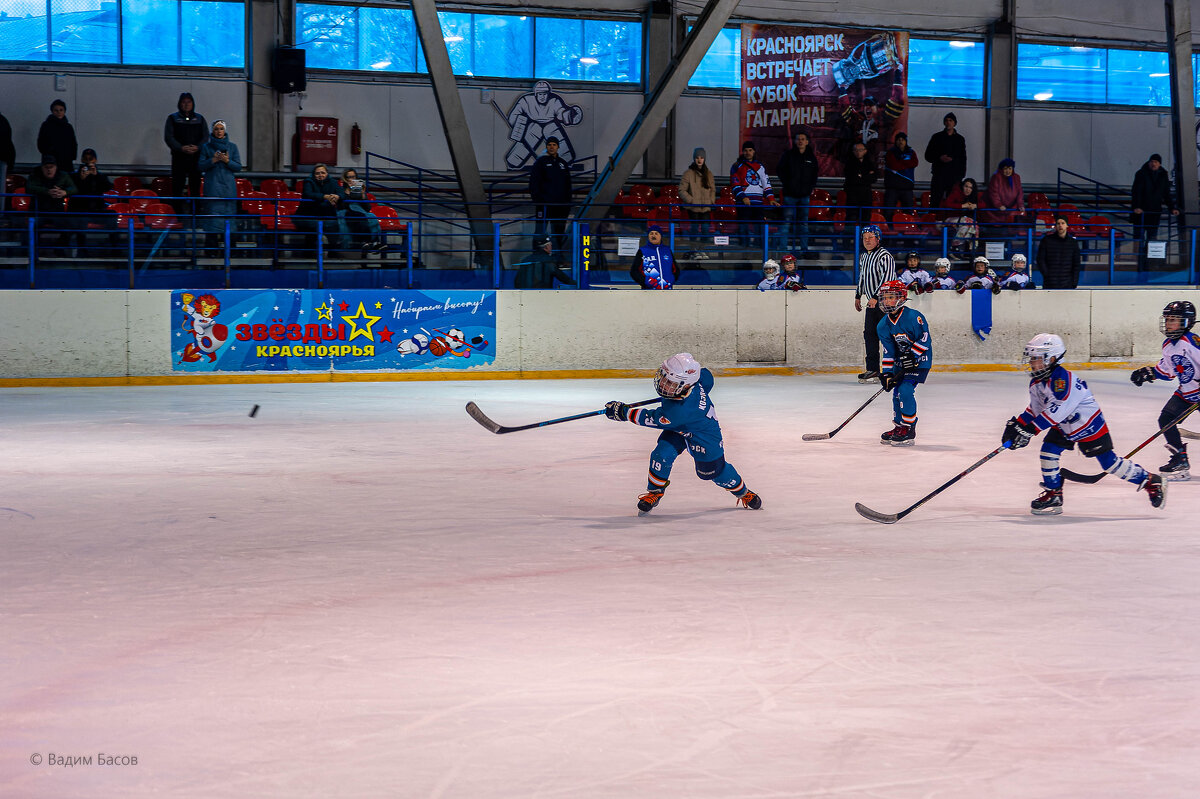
[1021,366,1109,442]
[999,270,1032,289]
[1153,332,1200,402]
[757,277,784,291]
[927,275,956,290]
[961,268,997,290]
[899,268,931,288]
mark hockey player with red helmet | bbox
[875,279,932,446]
[1130,300,1200,480]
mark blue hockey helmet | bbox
[861,224,883,240]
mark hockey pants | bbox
[648,431,748,496]
[891,371,926,426]
[1039,431,1148,490]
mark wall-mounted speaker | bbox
[272,47,307,94]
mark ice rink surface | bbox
[2,371,1198,798]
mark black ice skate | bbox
[637,489,666,516]
[1160,445,1190,481]
[1030,484,1064,515]
[890,422,917,447]
[735,490,762,510]
[858,370,879,383]
[880,423,903,444]
[1140,474,1167,509]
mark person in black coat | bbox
[842,141,877,225]
[163,92,209,213]
[514,234,575,288]
[776,130,819,254]
[923,112,967,210]
[528,136,573,253]
[0,109,15,211]
[37,99,78,175]
[1036,215,1082,289]
[1131,153,1178,243]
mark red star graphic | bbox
[377,327,394,343]
[338,301,350,312]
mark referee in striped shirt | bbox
[854,224,896,381]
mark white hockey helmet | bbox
[655,353,702,399]
[1011,253,1027,268]
[763,259,780,279]
[934,257,951,276]
[1024,333,1065,381]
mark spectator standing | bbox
[514,234,575,288]
[729,140,778,249]
[26,155,77,253]
[842,141,877,225]
[164,93,209,214]
[882,131,918,220]
[1036,215,1082,289]
[529,135,572,254]
[340,168,385,253]
[924,112,967,210]
[297,163,347,252]
[0,108,14,214]
[1131,153,1177,248]
[630,225,679,289]
[982,158,1025,231]
[72,148,117,254]
[678,147,715,259]
[37,99,78,175]
[854,223,896,381]
[777,131,819,256]
[197,120,242,247]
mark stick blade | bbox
[801,432,831,441]
[465,402,504,434]
[1060,468,1106,484]
[854,502,900,524]
[1179,427,1200,440]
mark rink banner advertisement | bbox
[739,26,908,177]
[172,290,496,372]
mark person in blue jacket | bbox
[197,120,242,245]
[876,279,932,446]
[629,225,679,289]
[605,353,762,515]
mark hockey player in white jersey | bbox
[757,259,783,290]
[1003,333,1166,514]
[998,253,1035,290]
[956,255,1000,294]
[1130,300,1200,480]
[926,257,957,290]
[897,251,932,294]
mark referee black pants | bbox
[863,304,884,372]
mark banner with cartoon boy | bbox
[171,289,496,372]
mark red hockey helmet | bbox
[878,279,909,313]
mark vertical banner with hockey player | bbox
[172,289,496,372]
[740,26,908,177]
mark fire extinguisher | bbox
[351,123,362,155]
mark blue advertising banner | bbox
[172,289,496,371]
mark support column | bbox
[1166,0,1199,267]
[247,0,289,171]
[643,4,673,179]
[984,5,1015,173]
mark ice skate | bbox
[1030,484,1063,515]
[858,370,879,383]
[1140,474,1167,509]
[1159,446,1190,481]
[880,423,903,444]
[735,490,762,510]
[637,489,666,516]
[890,421,916,447]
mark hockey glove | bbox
[898,353,918,372]
[990,282,1002,295]
[1002,416,1037,449]
[880,371,901,391]
[1130,366,1157,387]
[605,401,631,422]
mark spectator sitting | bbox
[944,177,980,256]
[678,147,715,259]
[339,168,385,253]
[26,155,77,253]
[630,224,679,289]
[37,98,78,175]
[982,158,1025,230]
[757,259,783,290]
[956,255,1001,294]
[514,234,575,288]
[999,253,1035,290]
[297,163,347,252]
[926,257,957,290]
[779,253,806,290]
[1036,214,1082,289]
[197,120,242,248]
[72,148,118,254]
[898,251,931,294]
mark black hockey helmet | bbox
[1160,300,1196,340]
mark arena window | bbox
[907,38,985,100]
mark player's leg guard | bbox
[647,432,686,491]
[1095,450,1149,486]
[698,458,762,509]
[1039,440,1067,490]
[889,374,922,446]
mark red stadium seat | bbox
[111,175,141,195]
[128,189,158,213]
[145,203,183,229]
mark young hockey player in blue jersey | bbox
[897,251,932,294]
[998,253,1035,290]
[926,257,957,290]
[1130,300,1200,480]
[1004,333,1166,514]
[605,353,762,515]
[876,279,932,446]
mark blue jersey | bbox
[627,368,724,460]
[877,306,932,374]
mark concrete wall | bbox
[3,289,1197,379]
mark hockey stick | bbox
[1060,401,1200,484]
[855,441,1013,524]
[802,387,888,441]
[465,398,658,435]
[1179,428,1200,440]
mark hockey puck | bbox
[249,404,260,418]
